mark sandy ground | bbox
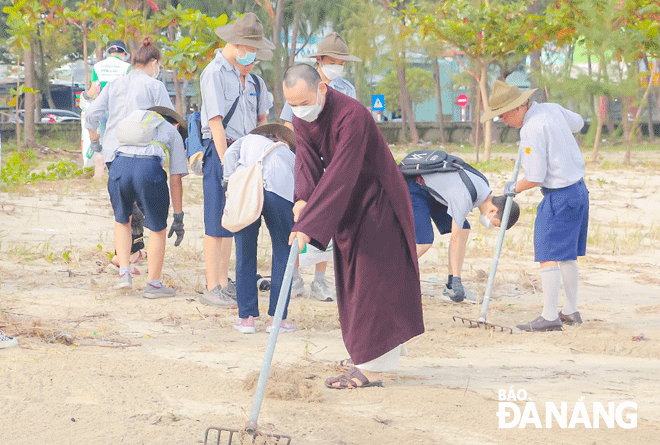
[1,149,659,445]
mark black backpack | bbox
[399,149,489,204]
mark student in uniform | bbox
[482,80,589,332]
[280,32,362,302]
[105,106,188,297]
[223,124,297,333]
[407,166,520,302]
[198,13,274,307]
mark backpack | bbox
[399,149,489,204]
[185,73,261,159]
[116,110,166,146]
[221,141,285,232]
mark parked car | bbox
[4,109,81,123]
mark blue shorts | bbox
[107,155,169,232]
[534,179,589,262]
[407,179,470,245]
[203,140,233,238]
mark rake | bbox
[203,240,299,445]
[453,146,524,334]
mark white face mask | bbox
[479,213,495,229]
[321,63,344,81]
[291,87,323,123]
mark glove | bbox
[90,139,102,153]
[449,277,465,302]
[504,181,517,198]
[168,212,185,246]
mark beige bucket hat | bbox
[480,80,537,123]
[307,32,361,62]
[215,13,275,51]
[250,123,296,153]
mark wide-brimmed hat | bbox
[481,80,537,123]
[215,13,275,51]
[250,123,296,152]
[149,106,188,140]
[307,32,361,62]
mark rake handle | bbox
[246,238,299,434]
[479,147,524,322]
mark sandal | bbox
[325,367,383,389]
[338,358,353,368]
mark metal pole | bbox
[246,239,299,433]
[479,147,524,322]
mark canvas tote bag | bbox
[221,142,285,232]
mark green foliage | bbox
[1,151,88,185]
[374,67,434,115]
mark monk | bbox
[284,64,424,389]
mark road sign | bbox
[457,94,469,107]
[371,94,385,111]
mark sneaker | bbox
[310,279,334,302]
[0,330,18,349]
[266,319,296,333]
[143,281,176,299]
[291,276,305,298]
[200,285,237,307]
[516,316,563,332]
[559,311,583,325]
[114,272,132,290]
[234,316,256,334]
[225,278,237,299]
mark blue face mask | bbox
[236,48,257,66]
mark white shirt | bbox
[223,134,295,203]
[199,52,272,141]
[420,170,492,228]
[520,102,585,189]
[117,122,189,176]
[85,70,174,162]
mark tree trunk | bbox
[473,83,481,162]
[15,64,21,151]
[36,30,55,110]
[431,57,446,143]
[271,0,286,117]
[83,29,90,89]
[397,64,418,144]
[288,0,301,67]
[23,44,37,148]
[591,96,603,165]
[647,87,655,142]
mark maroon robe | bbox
[292,87,424,365]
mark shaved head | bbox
[283,64,321,92]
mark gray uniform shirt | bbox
[200,52,272,141]
[421,170,492,228]
[85,69,174,163]
[280,77,356,122]
[223,134,295,203]
[117,122,189,176]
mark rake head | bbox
[452,315,513,334]
[203,426,292,445]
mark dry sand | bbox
[1,149,659,444]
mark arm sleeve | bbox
[84,84,109,130]
[257,77,272,117]
[293,109,369,249]
[222,138,242,181]
[279,101,293,122]
[167,126,188,176]
[293,122,324,202]
[519,122,548,183]
[202,69,225,120]
[561,107,585,133]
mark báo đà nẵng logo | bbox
[497,387,637,429]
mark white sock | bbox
[540,266,561,321]
[314,269,325,283]
[119,267,131,276]
[559,260,579,315]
